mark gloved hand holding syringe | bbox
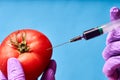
[49,18,120,50]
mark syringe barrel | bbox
[83,19,120,40]
[83,27,103,40]
[71,19,120,42]
[101,19,120,33]
[70,27,103,42]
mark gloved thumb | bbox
[7,58,25,80]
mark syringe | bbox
[48,19,120,50]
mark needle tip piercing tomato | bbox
[0,29,53,80]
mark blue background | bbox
[0,0,120,80]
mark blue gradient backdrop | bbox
[0,0,120,80]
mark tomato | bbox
[0,29,52,80]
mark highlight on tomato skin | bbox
[0,29,53,80]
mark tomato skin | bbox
[0,29,52,80]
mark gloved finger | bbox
[103,56,120,80]
[41,60,56,80]
[108,70,119,80]
[118,71,120,80]
[48,60,57,74]
[106,7,120,45]
[7,58,25,80]
[0,70,7,80]
[102,41,120,60]
[110,7,120,21]
[41,69,55,80]
[106,27,120,45]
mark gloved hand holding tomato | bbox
[102,7,120,80]
[0,29,56,80]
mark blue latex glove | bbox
[102,7,120,80]
[0,58,56,80]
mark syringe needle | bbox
[53,41,70,48]
[47,36,83,50]
[47,41,70,50]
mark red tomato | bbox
[0,29,52,80]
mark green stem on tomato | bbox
[10,32,30,53]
